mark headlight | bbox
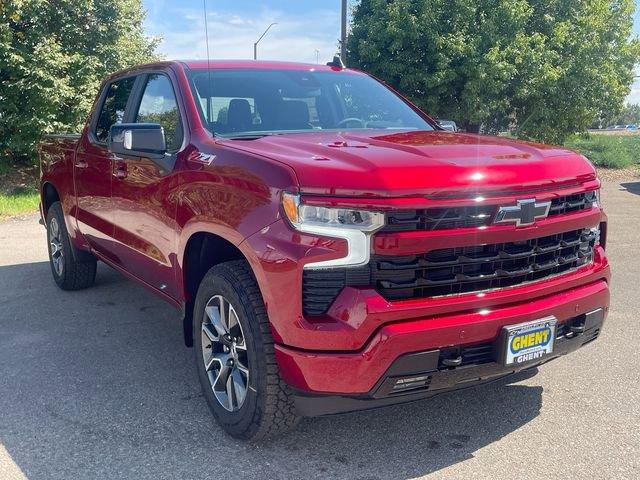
[586,189,601,208]
[282,193,385,268]
[590,225,601,246]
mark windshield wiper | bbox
[222,132,283,140]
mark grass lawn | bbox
[0,161,40,220]
[564,134,640,169]
[0,187,40,220]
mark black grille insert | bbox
[302,266,370,316]
[439,343,495,368]
[372,228,596,300]
[382,191,597,232]
[302,227,597,315]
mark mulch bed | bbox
[0,162,39,195]
[597,166,640,182]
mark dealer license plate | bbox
[502,317,557,366]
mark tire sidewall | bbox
[193,267,266,436]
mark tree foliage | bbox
[607,103,640,125]
[349,0,640,144]
[0,0,160,162]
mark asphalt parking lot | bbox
[1,179,639,480]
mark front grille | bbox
[548,191,597,216]
[382,191,597,232]
[383,205,495,232]
[373,228,597,300]
[460,343,494,366]
[439,343,495,368]
[302,227,597,315]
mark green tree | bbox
[349,0,640,144]
[608,103,640,125]
[0,0,160,163]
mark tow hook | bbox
[566,324,586,338]
[442,356,463,367]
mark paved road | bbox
[1,180,639,480]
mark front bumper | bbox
[241,183,610,411]
[292,306,606,416]
[274,278,609,398]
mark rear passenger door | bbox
[109,72,184,298]
[76,76,137,258]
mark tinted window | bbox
[95,77,136,143]
[188,69,433,137]
[204,97,258,126]
[136,74,182,151]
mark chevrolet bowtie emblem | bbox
[494,199,551,227]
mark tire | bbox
[193,260,300,440]
[46,202,97,291]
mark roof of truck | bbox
[179,59,358,72]
[101,59,363,89]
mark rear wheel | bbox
[46,202,97,290]
[194,260,300,440]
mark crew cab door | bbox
[75,76,137,258]
[109,72,184,298]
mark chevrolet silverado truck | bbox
[39,60,610,440]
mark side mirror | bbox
[109,123,166,159]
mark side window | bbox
[136,74,183,152]
[95,77,136,143]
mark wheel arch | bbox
[180,228,270,348]
[41,182,60,217]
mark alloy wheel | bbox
[201,295,250,412]
[49,217,64,277]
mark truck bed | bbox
[39,134,81,212]
[40,134,80,166]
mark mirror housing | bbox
[109,123,166,159]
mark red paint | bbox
[39,60,611,397]
[275,280,610,394]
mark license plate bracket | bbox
[500,316,557,366]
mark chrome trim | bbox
[494,199,552,227]
[123,130,133,150]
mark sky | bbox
[143,0,640,104]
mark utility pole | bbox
[254,23,278,60]
[340,0,347,64]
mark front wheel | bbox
[194,260,300,440]
[46,202,97,290]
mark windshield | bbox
[187,69,434,138]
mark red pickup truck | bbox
[39,60,610,440]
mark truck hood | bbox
[219,130,596,197]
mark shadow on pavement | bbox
[0,261,542,480]
[620,182,640,196]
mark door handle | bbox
[113,161,128,180]
[75,159,88,169]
